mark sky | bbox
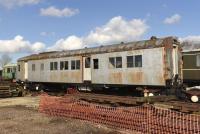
[0,0,200,62]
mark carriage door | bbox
[24,62,28,80]
[83,57,91,82]
[172,44,179,76]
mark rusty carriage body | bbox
[16,36,182,96]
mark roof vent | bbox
[150,36,157,40]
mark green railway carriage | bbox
[2,63,17,80]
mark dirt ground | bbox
[0,97,126,134]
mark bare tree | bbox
[0,54,12,68]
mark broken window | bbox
[93,59,99,69]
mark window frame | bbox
[126,55,142,68]
[93,59,99,69]
[32,64,36,71]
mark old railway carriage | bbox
[17,36,182,95]
[182,49,200,86]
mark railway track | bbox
[64,92,200,113]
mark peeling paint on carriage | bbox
[16,36,182,88]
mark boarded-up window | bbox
[40,63,44,71]
[32,64,35,71]
[197,54,200,67]
[93,59,99,69]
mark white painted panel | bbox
[24,62,28,80]
[83,57,91,81]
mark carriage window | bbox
[109,57,115,68]
[50,62,57,70]
[7,68,11,73]
[76,60,80,69]
[50,62,53,70]
[64,61,68,70]
[135,55,142,67]
[60,61,64,70]
[40,63,44,71]
[85,57,91,68]
[127,55,142,68]
[54,62,58,70]
[60,61,68,70]
[116,57,122,68]
[71,61,76,70]
[18,65,20,72]
[197,54,200,67]
[93,59,99,69]
[71,60,80,70]
[32,64,35,71]
[127,56,134,68]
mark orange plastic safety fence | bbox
[39,94,200,134]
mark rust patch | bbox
[70,71,82,83]
[109,72,122,84]
[127,71,144,84]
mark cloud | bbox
[0,35,45,53]
[40,6,79,17]
[164,14,181,24]
[48,36,83,51]
[0,0,42,9]
[0,16,148,53]
[49,16,148,50]
[180,35,200,51]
